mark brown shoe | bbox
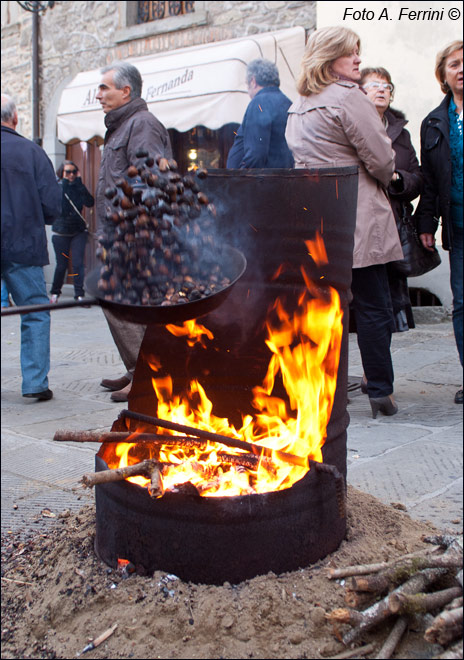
[100,375,131,391]
[110,382,132,402]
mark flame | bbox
[165,319,214,348]
[103,236,343,497]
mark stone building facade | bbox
[1,1,315,283]
[1,1,315,143]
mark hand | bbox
[158,158,169,172]
[420,233,436,251]
[391,172,400,182]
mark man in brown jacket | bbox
[95,60,173,401]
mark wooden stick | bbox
[327,547,442,579]
[120,409,309,467]
[217,451,276,473]
[148,465,164,499]
[388,586,463,616]
[350,554,463,593]
[342,568,447,646]
[344,589,377,610]
[328,642,377,659]
[422,534,461,549]
[81,459,163,488]
[326,608,364,626]
[76,622,118,656]
[375,617,408,659]
[53,430,206,448]
[424,607,463,645]
[1,576,33,586]
[445,596,463,611]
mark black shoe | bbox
[369,395,398,419]
[455,389,463,404]
[23,389,53,401]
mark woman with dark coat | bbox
[360,67,423,333]
[50,160,94,302]
[415,41,463,404]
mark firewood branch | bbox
[81,459,166,488]
[341,568,447,646]
[388,586,463,616]
[350,555,463,594]
[424,607,463,646]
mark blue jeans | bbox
[450,226,463,367]
[1,279,10,307]
[51,232,88,298]
[1,262,51,394]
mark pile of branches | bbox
[326,534,463,659]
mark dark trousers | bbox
[51,232,87,298]
[351,264,396,398]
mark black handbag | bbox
[389,213,441,278]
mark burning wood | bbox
[81,459,168,488]
[98,233,345,498]
[54,429,206,449]
[217,451,276,473]
[119,409,309,467]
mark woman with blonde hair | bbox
[415,40,463,404]
[286,26,403,418]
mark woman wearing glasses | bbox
[50,161,94,303]
[286,27,403,418]
[360,67,423,338]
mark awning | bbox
[57,26,306,143]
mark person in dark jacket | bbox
[50,161,94,303]
[1,94,61,400]
[95,60,173,402]
[227,59,294,169]
[415,41,463,404]
[361,67,423,334]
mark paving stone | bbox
[347,439,463,509]
[347,423,432,460]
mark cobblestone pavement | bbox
[1,295,462,539]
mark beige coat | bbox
[285,80,403,268]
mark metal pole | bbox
[31,2,40,144]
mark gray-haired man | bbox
[227,59,294,169]
[95,61,173,401]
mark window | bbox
[137,1,195,23]
[115,1,206,43]
[168,124,239,173]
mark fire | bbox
[104,236,343,497]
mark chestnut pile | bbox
[96,150,231,307]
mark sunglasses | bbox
[64,169,78,175]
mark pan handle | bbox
[1,298,99,316]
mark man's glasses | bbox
[363,82,394,92]
[64,169,77,175]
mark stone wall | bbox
[1,0,315,141]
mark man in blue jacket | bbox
[227,59,294,169]
[1,94,61,400]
